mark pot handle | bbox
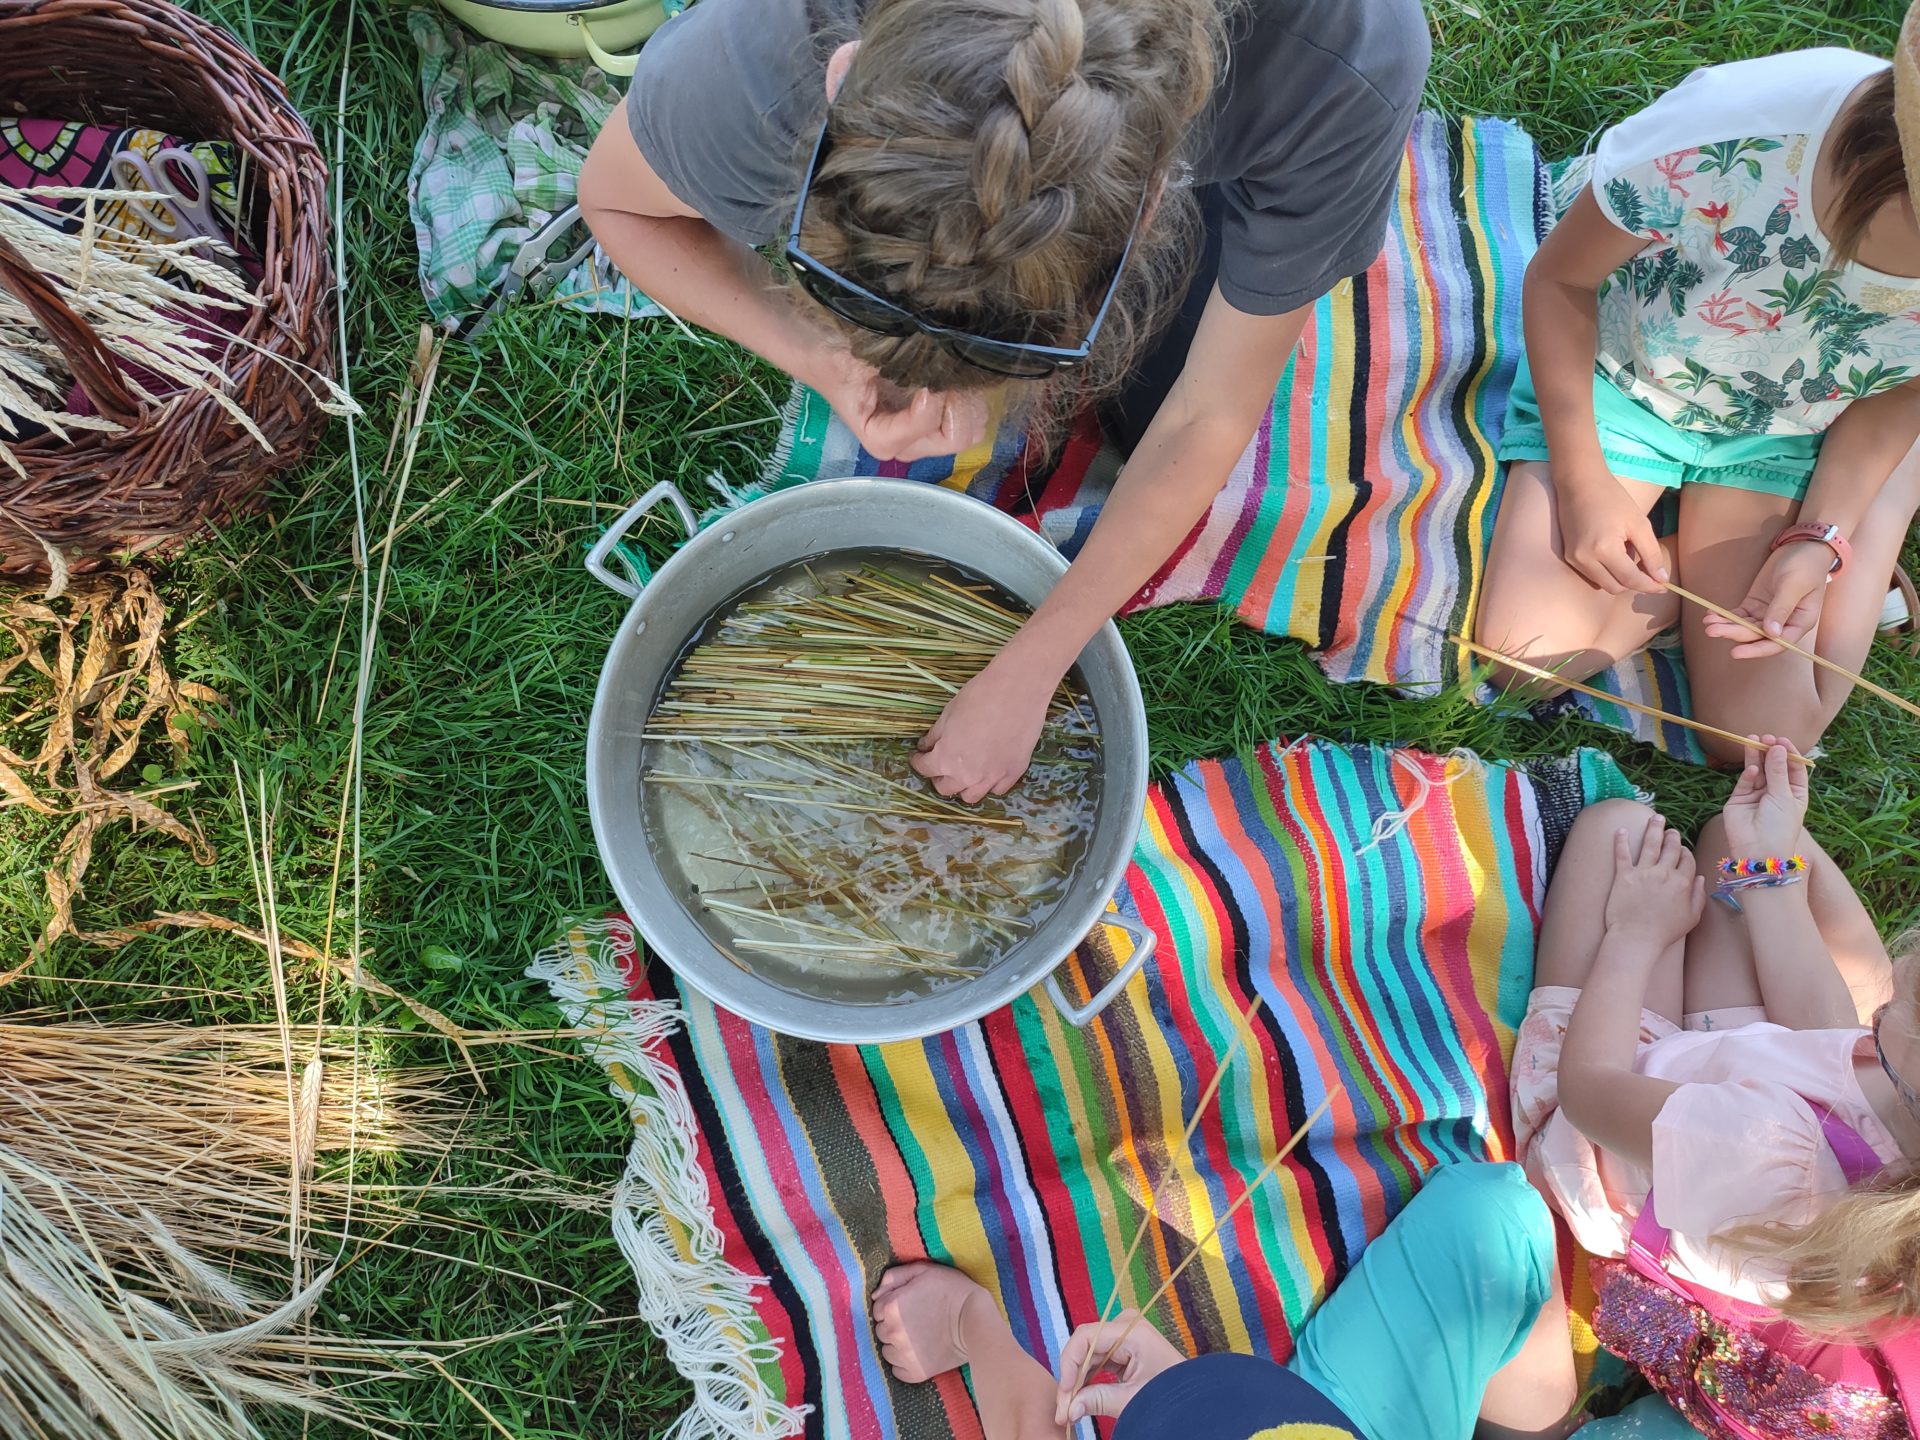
[1044,912,1156,1029]
[571,11,654,77]
[586,480,698,599]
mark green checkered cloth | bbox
[406,7,659,323]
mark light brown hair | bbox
[1728,943,1920,1339]
[793,0,1223,406]
[1826,68,1907,267]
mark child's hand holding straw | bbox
[1554,463,1671,596]
[1053,1312,1183,1425]
[1720,734,1811,861]
[1702,544,1834,659]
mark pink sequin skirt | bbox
[1592,1259,1908,1440]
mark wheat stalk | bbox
[1455,636,1817,766]
[1663,579,1920,723]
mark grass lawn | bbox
[2,0,1916,1434]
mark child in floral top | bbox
[1476,11,1920,763]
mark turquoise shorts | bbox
[1115,1163,1697,1440]
[1498,355,1820,501]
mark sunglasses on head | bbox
[1874,1003,1920,1112]
[784,114,1143,381]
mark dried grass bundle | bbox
[0,1020,602,1439]
[646,564,1085,743]
[0,184,353,487]
[0,1023,499,1273]
[0,1146,352,1440]
[645,563,1102,979]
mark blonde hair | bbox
[793,0,1222,407]
[1729,942,1920,1339]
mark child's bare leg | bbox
[1477,461,1679,693]
[1536,798,1685,1023]
[872,1263,1064,1440]
[1682,815,1892,1024]
[1477,1264,1582,1440]
[1678,449,1920,762]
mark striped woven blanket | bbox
[532,739,1635,1440]
[741,114,1703,762]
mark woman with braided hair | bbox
[581,0,1429,801]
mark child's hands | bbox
[1054,1313,1184,1425]
[1704,542,1832,659]
[1553,466,1670,596]
[1604,812,1705,949]
[1721,736,1810,859]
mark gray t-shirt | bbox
[625,0,1429,316]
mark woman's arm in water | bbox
[578,113,986,462]
[911,287,1307,803]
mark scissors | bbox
[466,203,600,339]
[107,146,247,276]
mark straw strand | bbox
[1064,1088,1339,1416]
[1454,636,1817,766]
[1663,578,1920,722]
[1068,993,1266,1399]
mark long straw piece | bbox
[1067,995,1267,1399]
[1452,636,1816,767]
[1065,1088,1339,1414]
[1663,578,1920,723]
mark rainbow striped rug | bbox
[738,113,1703,762]
[532,739,1635,1439]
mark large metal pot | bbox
[584,478,1154,1044]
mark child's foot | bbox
[871,1262,996,1383]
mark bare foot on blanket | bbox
[871,1262,997,1382]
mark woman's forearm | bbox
[584,207,837,387]
[989,294,1308,688]
[993,408,1250,685]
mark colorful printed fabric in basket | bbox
[531,738,1638,1440]
[0,120,245,262]
[742,113,1704,762]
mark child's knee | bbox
[1399,1163,1555,1291]
[1570,796,1658,847]
[1693,695,1825,766]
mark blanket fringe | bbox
[755,382,809,493]
[528,919,809,1440]
[1357,747,1482,855]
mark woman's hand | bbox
[910,656,1053,804]
[1702,541,1833,659]
[1603,812,1705,951]
[818,349,990,463]
[1552,465,1669,595]
[1721,736,1810,859]
[1053,1313,1183,1426]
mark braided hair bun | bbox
[796,0,1222,401]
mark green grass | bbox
[2,1,1917,1434]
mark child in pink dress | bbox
[1513,738,1920,1390]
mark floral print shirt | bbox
[1589,50,1920,437]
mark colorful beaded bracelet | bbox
[1716,854,1808,879]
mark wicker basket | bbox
[0,0,335,580]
